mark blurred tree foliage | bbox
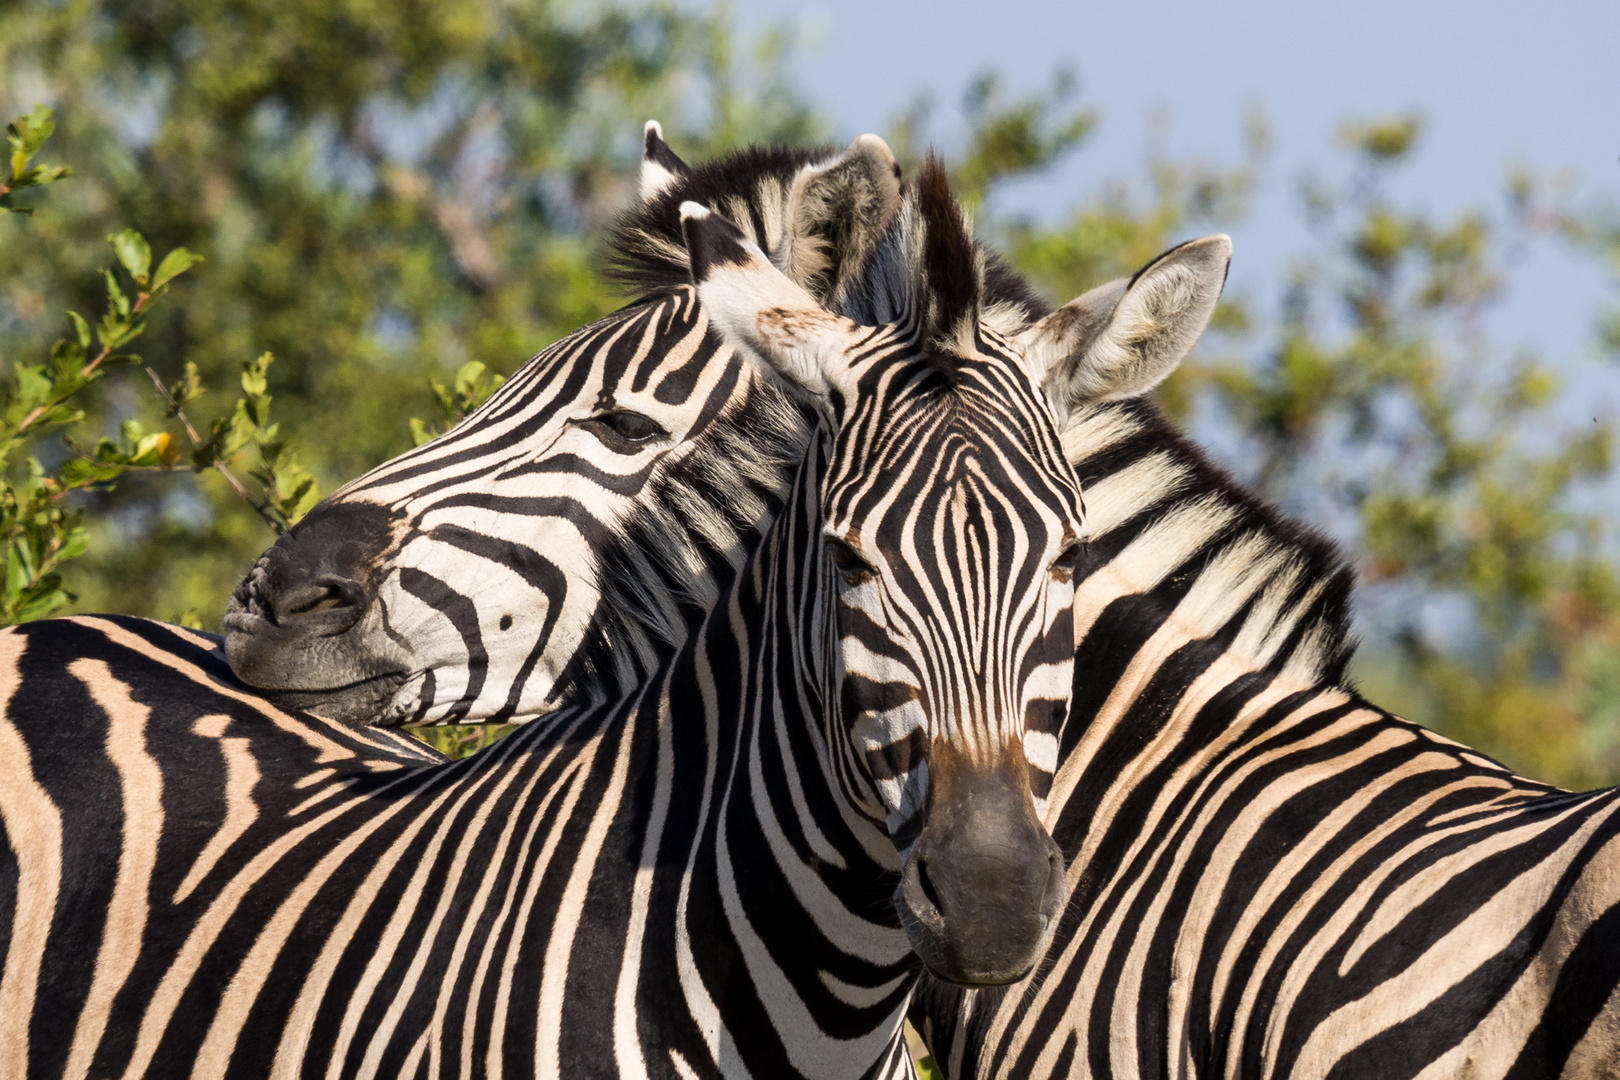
[1203,122,1619,788]
[1,0,820,623]
[0,105,319,622]
[4,2,1619,788]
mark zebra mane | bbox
[1064,397,1358,684]
[820,162,1047,364]
[911,153,980,374]
[605,143,845,296]
[603,142,1048,337]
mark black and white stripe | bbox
[220,129,919,728]
[21,126,1593,1080]
[222,284,806,725]
[246,126,1620,1076]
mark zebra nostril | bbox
[917,857,944,915]
[271,576,369,634]
[287,583,344,615]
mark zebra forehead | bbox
[838,391,1075,480]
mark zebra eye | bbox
[1051,542,1084,580]
[825,538,875,584]
[583,410,666,450]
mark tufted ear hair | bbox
[779,133,903,305]
[639,120,691,202]
[1019,235,1231,424]
[682,202,866,404]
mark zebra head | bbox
[222,130,905,725]
[682,160,1229,986]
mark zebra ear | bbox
[682,202,858,401]
[640,120,691,202]
[779,133,903,303]
[1020,234,1231,421]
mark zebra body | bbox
[0,613,923,1079]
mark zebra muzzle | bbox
[224,501,413,723]
[894,753,1067,987]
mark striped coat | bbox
[909,399,1620,1080]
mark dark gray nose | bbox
[223,502,403,710]
[895,752,1066,986]
[233,566,369,642]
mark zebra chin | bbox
[891,754,1067,987]
[248,673,411,725]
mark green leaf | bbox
[107,229,152,286]
[428,377,455,419]
[67,311,91,350]
[409,417,437,447]
[56,525,88,565]
[15,578,75,622]
[99,267,130,319]
[240,351,272,398]
[1,105,71,214]
[454,361,488,396]
[7,105,56,161]
[166,362,205,410]
[150,247,202,292]
[49,336,86,373]
[13,363,52,411]
[57,459,97,487]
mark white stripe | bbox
[0,631,60,1080]
[64,659,164,1079]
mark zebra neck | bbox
[596,431,916,1075]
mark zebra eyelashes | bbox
[576,409,668,452]
[824,536,877,585]
[1050,541,1084,582]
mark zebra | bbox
[0,132,906,1079]
[241,127,1620,1077]
[608,130,1620,1079]
[0,130,914,1080]
[222,126,915,727]
[0,152,1213,1077]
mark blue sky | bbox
[700,0,1619,375]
